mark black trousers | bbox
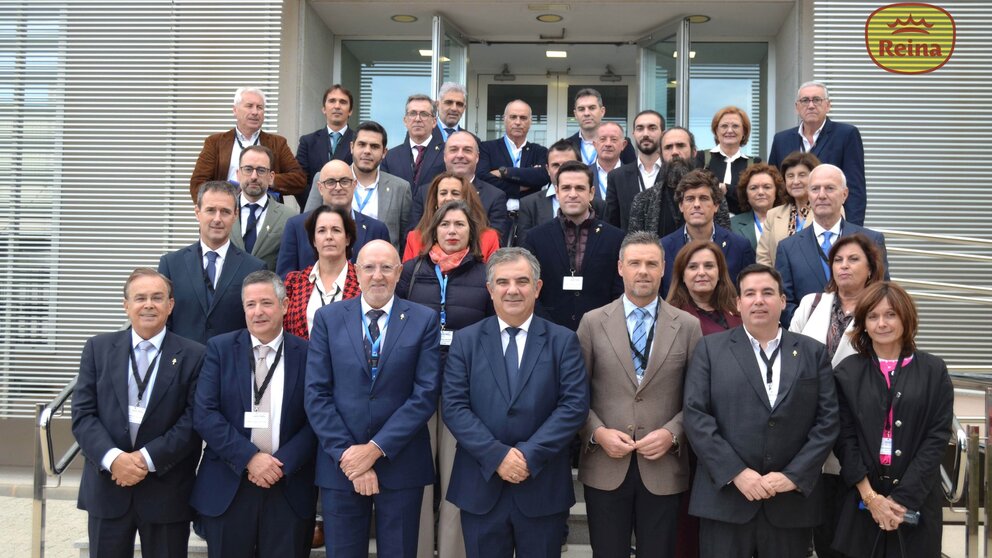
[584,458,681,558]
[88,505,189,558]
[699,508,808,558]
[199,475,314,558]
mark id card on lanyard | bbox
[434,265,454,346]
[877,355,911,465]
[362,310,390,384]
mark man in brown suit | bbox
[576,230,703,558]
[189,86,305,202]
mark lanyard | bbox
[353,185,376,213]
[816,225,842,265]
[312,278,340,307]
[875,354,911,433]
[759,344,781,385]
[434,265,449,329]
[128,346,161,404]
[235,133,259,150]
[581,141,597,165]
[627,301,659,372]
[362,310,391,379]
[249,342,284,410]
[503,136,522,168]
[754,213,764,234]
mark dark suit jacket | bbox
[660,225,756,296]
[295,126,356,207]
[274,210,389,278]
[774,220,888,324]
[566,131,637,166]
[305,297,441,491]
[521,217,625,331]
[604,162,650,231]
[72,329,205,522]
[158,242,266,344]
[767,118,866,225]
[443,315,589,517]
[694,151,761,214]
[476,138,550,199]
[516,186,605,246]
[189,129,306,201]
[683,327,839,528]
[410,177,509,241]
[380,133,447,200]
[191,330,317,519]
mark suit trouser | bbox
[418,412,466,558]
[88,505,190,558]
[460,489,568,558]
[583,457,681,558]
[699,508,808,558]
[199,475,314,558]
[324,484,424,558]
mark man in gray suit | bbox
[230,145,294,271]
[684,263,838,558]
[305,121,412,251]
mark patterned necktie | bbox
[205,251,218,305]
[631,308,649,383]
[412,145,427,185]
[330,131,341,157]
[250,344,273,454]
[504,327,521,394]
[820,231,834,280]
[243,203,260,253]
[129,341,154,445]
[364,309,385,370]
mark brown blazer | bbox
[189,129,306,201]
[576,297,702,495]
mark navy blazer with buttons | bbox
[380,133,447,200]
[660,225,756,297]
[295,126,355,207]
[475,137,550,200]
[274,209,390,278]
[191,329,317,520]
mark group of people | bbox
[68,77,953,558]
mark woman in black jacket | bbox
[832,282,953,557]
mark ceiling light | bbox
[536,14,564,23]
[391,14,418,23]
[672,51,697,59]
[419,49,432,57]
[687,15,711,24]
[546,50,568,58]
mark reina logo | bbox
[865,3,956,74]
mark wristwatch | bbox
[499,166,508,179]
[670,431,680,451]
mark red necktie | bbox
[412,145,426,184]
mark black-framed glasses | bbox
[319,177,355,189]
[239,165,272,176]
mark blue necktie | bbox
[631,308,649,383]
[505,327,521,394]
[445,127,456,136]
[820,231,834,280]
[243,203,260,254]
[205,251,218,306]
[329,131,341,157]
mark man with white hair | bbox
[767,81,866,225]
[435,82,469,141]
[190,86,305,202]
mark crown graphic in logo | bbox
[887,15,935,34]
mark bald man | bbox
[476,100,550,210]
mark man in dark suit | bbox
[295,84,356,208]
[306,240,440,558]
[567,87,636,167]
[435,82,469,142]
[684,264,839,558]
[477,100,549,205]
[767,81,866,225]
[775,163,888,324]
[409,131,510,241]
[443,247,589,558]
[660,169,755,295]
[521,161,624,331]
[230,145,294,272]
[275,160,390,277]
[72,268,206,558]
[189,87,305,202]
[192,270,316,558]
[577,231,703,557]
[381,94,447,199]
[159,181,267,344]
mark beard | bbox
[663,157,695,189]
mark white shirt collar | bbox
[596,159,622,173]
[497,314,534,334]
[361,295,395,318]
[712,146,745,162]
[327,124,349,136]
[355,167,381,190]
[235,127,260,145]
[131,327,167,350]
[545,184,557,198]
[622,295,658,319]
[308,263,349,293]
[200,239,231,260]
[637,157,662,173]
[798,119,827,141]
[249,330,285,353]
[410,135,433,149]
[239,192,268,209]
[812,218,842,240]
[743,325,783,351]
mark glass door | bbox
[431,15,468,98]
[638,18,690,128]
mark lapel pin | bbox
[792,350,798,357]
[172,357,177,366]
[435,145,440,151]
[362,224,367,230]
[400,313,406,320]
[386,187,390,192]
[595,226,601,234]
[265,225,270,232]
[721,240,727,248]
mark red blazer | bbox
[189,128,306,201]
[284,263,361,340]
[402,229,501,263]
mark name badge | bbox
[880,435,893,457]
[244,411,270,429]
[128,405,146,424]
[440,330,454,346]
[562,276,584,291]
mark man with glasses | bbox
[190,86,306,204]
[768,81,866,226]
[230,145,294,271]
[276,160,389,278]
[382,94,447,199]
[306,239,440,558]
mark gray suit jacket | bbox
[231,198,293,272]
[576,297,702,496]
[304,169,412,251]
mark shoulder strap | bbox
[704,151,712,167]
[810,292,824,315]
[406,256,426,299]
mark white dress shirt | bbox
[637,157,663,190]
[228,128,261,182]
[360,295,395,353]
[353,169,381,220]
[811,219,842,250]
[239,192,269,234]
[250,331,286,453]
[798,119,827,153]
[497,314,533,368]
[199,240,231,287]
[545,183,560,216]
[409,135,433,162]
[596,159,622,199]
[710,146,745,185]
[306,264,349,334]
[743,326,784,406]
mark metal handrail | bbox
[37,377,79,476]
[943,416,969,505]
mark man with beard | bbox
[604,111,667,231]
[628,157,694,240]
[231,145,295,271]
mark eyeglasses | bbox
[718,123,742,131]
[239,165,271,176]
[319,177,355,189]
[797,96,827,106]
[357,264,398,275]
[405,111,434,120]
